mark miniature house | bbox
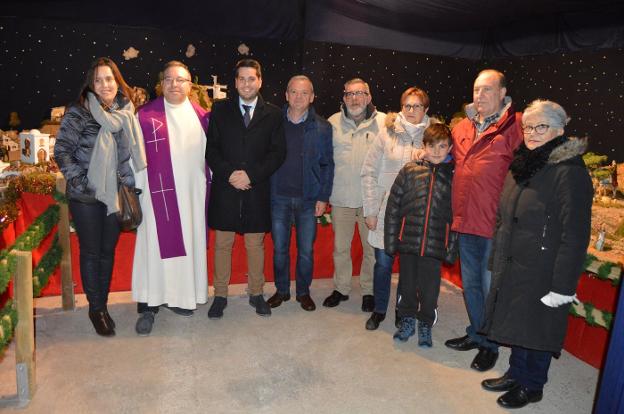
[19,129,52,164]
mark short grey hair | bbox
[287,75,314,93]
[522,99,570,129]
[344,78,370,93]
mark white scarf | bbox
[397,112,428,139]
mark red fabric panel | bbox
[576,272,619,312]
[0,222,16,251]
[564,315,610,369]
[441,261,462,288]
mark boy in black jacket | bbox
[384,123,458,346]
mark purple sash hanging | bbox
[138,97,210,259]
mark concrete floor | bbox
[0,277,598,413]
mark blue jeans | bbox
[373,248,394,313]
[271,195,317,296]
[458,233,497,350]
[508,346,553,391]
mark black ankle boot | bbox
[89,310,115,337]
[103,309,115,329]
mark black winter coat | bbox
[483,137,593,353]
[54,95,135,203]
[205,95,286,233]
[384,160,458,263]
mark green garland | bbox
[566,254,622,330]
[0,171,63,231]
[0,300,17,356]
[569,299,613,330]
[0,250,18,294]
[0,203,63,354]
[32,234,62,297]
[584,254,621,286]
[11,204,59,252]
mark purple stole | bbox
[138,97,210,259]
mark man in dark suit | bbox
[205,59,286,318]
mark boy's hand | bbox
[315,201,327,217]
[412,148,426,161]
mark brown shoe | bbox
[296,294,316,311]
[267,291,291,308]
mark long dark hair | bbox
[77,57,133,110]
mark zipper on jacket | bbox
[541,215,550,251]
[420,166,436,256]
[444,223,449,248]
[399,217,406,241]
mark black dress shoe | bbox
[322,290,349,307]
[208,296,227,319]
[267,292,291,308]
[361,295,375,312]
[497,385,543,409]
[444,334,480,351]
[471,347,499,371]
[88,310,115,337]
[296,294,316,311]
[249,295,272,317]
[365,312,386,330]
[482,373,517,392]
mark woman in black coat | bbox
[55,57,138,337]
[480,100,593,409]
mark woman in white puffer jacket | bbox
[360,87,431,331]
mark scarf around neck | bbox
[86,92,147,214]
[397,112,428,139]
[510,135,568,186]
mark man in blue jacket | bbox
[267,75,334,311]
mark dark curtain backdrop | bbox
[1,16,622,159]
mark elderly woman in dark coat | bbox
[480,100,593,409]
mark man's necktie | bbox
[242,105,251,127]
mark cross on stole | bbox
[151,173,175,221]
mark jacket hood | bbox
[548,136,588,164]
[510,136,587,185]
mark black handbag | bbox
[116,174,143,232]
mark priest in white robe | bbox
[132,61,210,335]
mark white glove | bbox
[540,291,578,308]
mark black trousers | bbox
[396,254,442,326]
[137,303,160,314]
[69,200,121,312]
[508,346,553,391]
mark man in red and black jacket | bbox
[444,69,523,372]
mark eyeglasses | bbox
[522,124,550,134]
[343,90,369,98]
[163,77,191,85]
[402,103,424,111]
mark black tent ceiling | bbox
[3,0,624,58]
